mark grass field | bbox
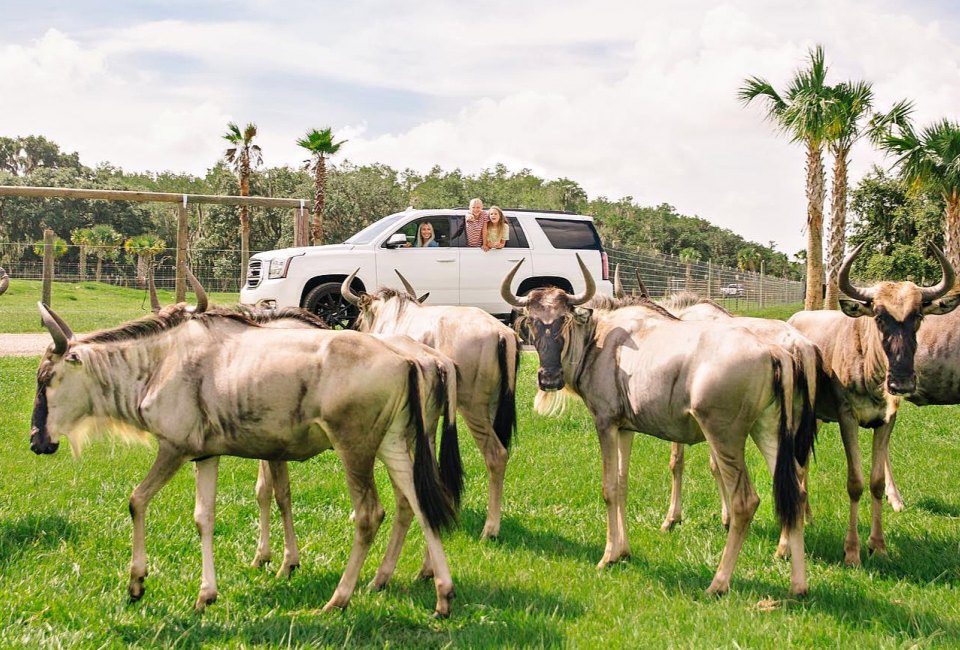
[3,348,960,647]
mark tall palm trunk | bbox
[95,255,103,283]
[311,155,326,245]
[239,158,251,287]
[945,191,960,277]
[804,141,826,310]
[824,149,849,310]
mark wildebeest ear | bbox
[573,307,592,324]
[923,292,960,315]
[839,298,873,318]
[64,350,82,365]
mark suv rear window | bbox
[536,218,602,250]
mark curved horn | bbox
[634,270,650,298]
[183,265,207,313]
[38,302,69,355]
[613,264,624,299]
[838,242,875,302]
[394,269,417,298]
[567,254,596,306]
[500,259,530,308]
[920,244,956,302]
[341,268,361,305]
[46,305,75,342]
[148,273,161,313]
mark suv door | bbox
[456,214,532,313]
[376,215,459,304]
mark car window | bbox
[451,215,529,248]
[383,217,452,248]
[535,218,602,250]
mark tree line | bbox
[0,133,806,284]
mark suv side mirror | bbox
[384,233,408,249]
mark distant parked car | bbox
[720,283,745,297]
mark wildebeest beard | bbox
[30,374,58,455]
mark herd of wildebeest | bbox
[24,243,960,617]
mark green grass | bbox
[737,303,804,321]
[0,280,238,333]
[2,353,960,648]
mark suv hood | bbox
[253,244,356,259]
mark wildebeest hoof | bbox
[774,544,790,559]
[867,540,888,556]
[128,577,146,602]
[194,592,217,612]
[251,552,271,568]
[705,580,729,596]
[790,584,809,598]
[844,551,862,567]
[417,568,435,581]
[322,599,348,613]
[368,576,388,592]
[660,517,680,532]
[276,563,298,579]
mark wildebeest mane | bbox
[80,305,273,345]
[661,292,733,316]
[586,294,680,320]
[209,305,330,329]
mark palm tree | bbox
[86,224,122,283]
[223,122,263,283]
[880,118,960,272]
[740,45,832,310]
[298,128,346,245]
[679,247,701,289]
[124,234,167,287]
[70,227,93,281]
[737,246,761,273]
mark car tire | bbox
[303,281,359,329]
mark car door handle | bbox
[435,259,456,263]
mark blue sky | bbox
[2,0,959,254]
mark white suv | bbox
[241,207,613,326]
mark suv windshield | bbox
[344,213,406,245]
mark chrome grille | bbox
[246,259,263,288]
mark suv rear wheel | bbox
[303,281,359,329]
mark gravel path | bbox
[0,334,50,356]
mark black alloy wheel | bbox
[303,281,359,329]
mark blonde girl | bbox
[482,206,509,251]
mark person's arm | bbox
[481,222,490,251]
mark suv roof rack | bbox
[453,207,580,215]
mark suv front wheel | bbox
[303,281,359,329]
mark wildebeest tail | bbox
[409,362,458,532]
[436,360,464,507]
[793,349,818,468]
[492,335,518,450]
[771,355,803,530]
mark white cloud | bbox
[1,1,959,253]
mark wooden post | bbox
[42,228,54,306]
[294,201,309,247]
[175,201,188,302]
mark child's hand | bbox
[482,244,490,252]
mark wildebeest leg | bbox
[868,417,896,556]
[838,413,865,566]
[596,422,627,568]
[776,461,810,559]
[323,454,383,612]
[377,427,455,617]
[616,431,635,556]
[883,444,905,512]
[660,442,685,531]
[709,449,731,529]
[194,457,220,611]
[252,460,273,568]
[129,444,187,601]
[269,460,300,577]
[704,436,759,595]
[464,415,507,540]
[370,473,416,590]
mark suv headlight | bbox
[268,257,292,279]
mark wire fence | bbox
[0,242,804,332]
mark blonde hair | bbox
[488,206,507,240]
[469,198,483,209]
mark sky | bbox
[2,1,959,255]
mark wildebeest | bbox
[503,256,813,595]
[30,301,461,616]
[644,287,820,540]
[788,243,960,564]
[341,269,520,540]
[0,266,9,296]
